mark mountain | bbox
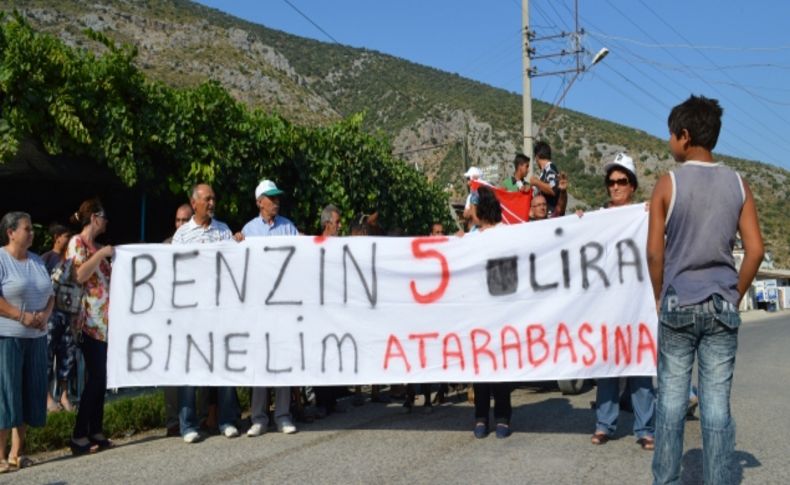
[3,0,789,266]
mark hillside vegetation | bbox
[2,0,788,265]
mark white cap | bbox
[604,153,637,180]
[254,179,284,199]
[463,166,483,179]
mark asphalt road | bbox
[4,311,788,484]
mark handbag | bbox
[51,258,82,315]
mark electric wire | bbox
[603,0,790,160]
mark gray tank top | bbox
[661,161,744,306]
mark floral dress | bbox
[66,235,111,342]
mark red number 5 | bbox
[409,237,450,304]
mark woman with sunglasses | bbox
[590,153,656,450]
[66,198,114,455]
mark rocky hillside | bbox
[2,0,788,265]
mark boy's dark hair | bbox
[513,153,530,168]
[668,95,723,151]
[49,223,70,238]
[476,186,502,225]
[533,141,552,160]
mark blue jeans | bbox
[595,376,655,439]
[178,387,239,436]
[652,288,740,485]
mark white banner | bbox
[107,204,657,388]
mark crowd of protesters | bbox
[0,95,765,484]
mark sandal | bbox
[637,436,655,450]
[47,401,63,413]
[591,432,610,445]
[69,438,98,456]
[90,434,114,451]
[0,459,10,474]
[8,455,34,468]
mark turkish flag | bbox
[470,180,532,224]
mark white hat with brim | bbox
[604,153,637,181]
[463,166,483,179]
[255,179,285,198]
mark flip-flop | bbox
[8,456,34,468]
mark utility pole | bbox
[526,0,608,136]
[521,0,533,161]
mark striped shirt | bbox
[172,217,234,244]
[0,248,53,338]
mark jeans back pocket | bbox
[659,287,695,329]
[712,294,741,329]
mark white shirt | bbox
[171,217,233,244]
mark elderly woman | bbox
[0,212,54,472]
[470,186,513,439]
[67,199,114,455]
[590,153,656,450]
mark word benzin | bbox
[107,205,657,387]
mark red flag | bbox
[470,180,532,224]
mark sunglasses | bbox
[606,178,630,188]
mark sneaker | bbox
[246,423,265,437]
[495,424,512,439]
[277,418,297,435]
[183,431,201,444]
[473,422,488,439]
[220,424,239,438]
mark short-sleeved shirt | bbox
[66,236,111,342]
[0,248,53,338]
[172,217,234,244]
[502,176,524,192]
[241,215,298,237]
[535,161,560,213]
[40,250,62,274]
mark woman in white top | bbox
[0,212,54,471]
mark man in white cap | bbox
[238,179,298,437]
[240,180,300,237]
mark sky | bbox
[194,0,790,171]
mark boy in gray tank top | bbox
[647,95,764,484]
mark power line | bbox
[587,31,790,52]
[601,0,790,162]
[592,68,777,164]
[637,0,790,133]
[280,0,469,154]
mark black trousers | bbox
[473,383,512,424]
[73,334,107,438]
